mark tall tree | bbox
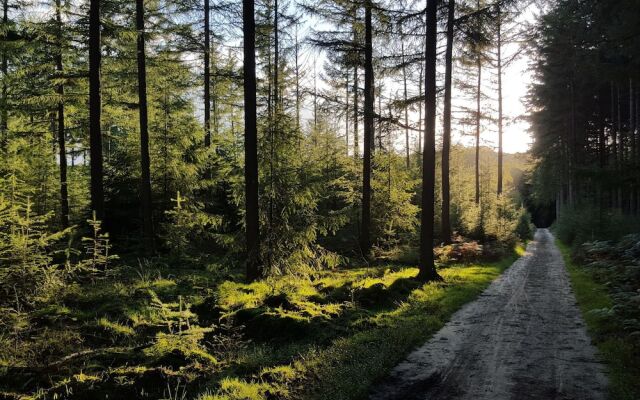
[441,0,454,243]
[55,0,69,228]
[136,0,154,252]
[474,0,482,205]
[418,0,441,282]
[204,0,211,147]
[361,0,373,256]
[89,0,104,220]
[496,4,503,195]
[1,0,7,153]
[243,0,260,281]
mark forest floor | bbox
[0,244,525,400]
[369,229,609,400]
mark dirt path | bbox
[369,229,608,400]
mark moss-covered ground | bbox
[0,245,524,400]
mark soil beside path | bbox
[369,229,608,400]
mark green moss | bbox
[557,240,640,400]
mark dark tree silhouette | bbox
[136,0,155,253]
[243,0,261,281]
[89,0,105,221]
[418,0,442,282]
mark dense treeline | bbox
[529,0,640,244]
[1,0,533,398]
[529,2,640,397]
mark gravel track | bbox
[369,229,608,400]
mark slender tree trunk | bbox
[243,0,260,281]
[475,37,481,205]
[55,0,69,228]
[353,64,359,159]
[274,0,279,109]
[345,72,349,155]
[496,6,504,196]
[417,64,423,169]
[89,0,105,221]
[313,62,317,129]
[204,0,211,147]
[0,0,7,154]
[136,0,154,253]
[401,24,410,169]
[295,23,300,131]
[441,0,454,243]
[361,1,373,256]
[418,0,442,282]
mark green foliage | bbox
[559,239,640,400]
[553,205,640,249]
[0,175,71,310]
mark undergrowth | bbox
[557,238,640,400]
[0,245,524,400]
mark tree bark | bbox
[89,0,105,221]
[1,0,7,154]
[441,0,454,244]
[204,0,211,147]
[418,0,442,282]
[136,0,155,253]
[353,64,359,159]
[361,1,373,256]
[243,0,261,281]
[55,0,69,228]
[474,0,481,206]
[401,23,410,169]
[497,5,503,196]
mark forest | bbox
[0,0,638,399]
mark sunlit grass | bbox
[197,248,520,400]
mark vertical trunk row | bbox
[136,0,154,253]
[441,0,454,244]
[243,0,260,281]
[204,0,211,147]
[418,0,441,282]
[361,1,373,256]
[89,0,105,221]
[55,0,69,228]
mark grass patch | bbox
[1,246,524,400]
[198,245,523,400]
[557,240,640,400]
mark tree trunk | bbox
[418,0,442,282]
[474,0,481,206]
[89,0,105,221]
[353,64,359,159]
[361,1,373,256]
[417,64,423,169]
[401,24,410,169]
[55,0,69,228]
[243,0,261,281]
[295,23,300,132]
[496,5,503,196]
[345,72,349,155]
[274,0,279,109]
[204,0,211,147]
[1,0,7,154]
[136,0,154,253]
[441,0,454,244]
